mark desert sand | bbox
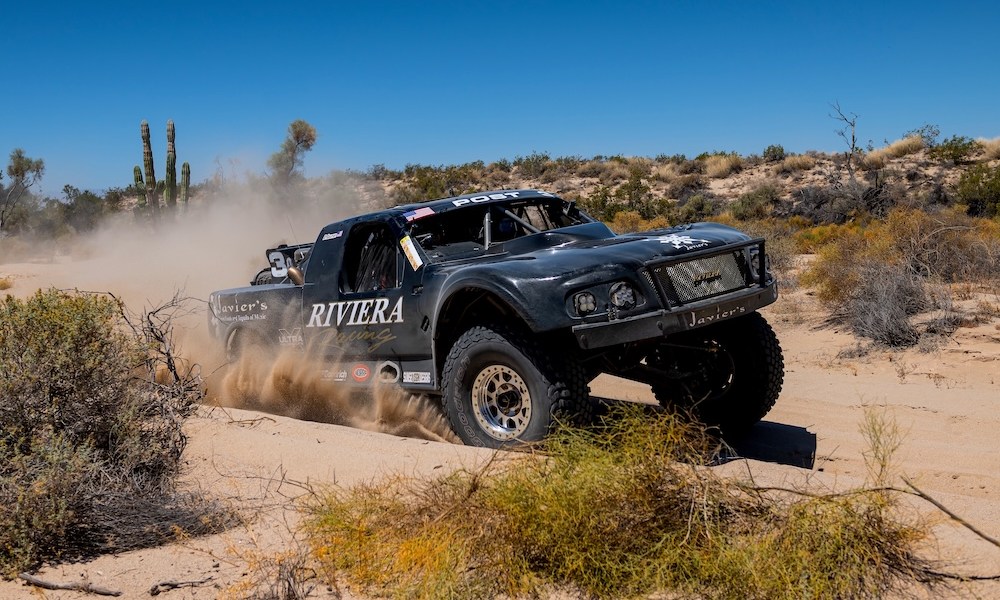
[1,251,998,598]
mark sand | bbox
[1,258,998,598]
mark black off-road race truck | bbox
[209,189,783,448]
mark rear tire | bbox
[651,312,783,433]
[442,326,592,448]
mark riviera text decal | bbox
[306,297,403,328]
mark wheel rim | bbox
[471,364,532,440]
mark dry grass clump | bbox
[705,153,743,178]
[773,154,816,175]
[864,135,926,170]
[0,276,11,291]
[303,407,941,600]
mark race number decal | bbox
[268,251,289,278]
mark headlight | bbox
[574,292,597,315]
[609,282,636,310]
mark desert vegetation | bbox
[301,407,947,599]
[0,289,229,576]
[2,115,999,595]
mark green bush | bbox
[731,182,782,220]
[304,407,938,599]
[0,289,218,575]
[956,163,1000,217]
[763,144,786,162]
[927,135,980,164]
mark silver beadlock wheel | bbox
[472,364,532,440]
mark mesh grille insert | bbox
[650,252,750,305]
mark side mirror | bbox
[287,266,304,286]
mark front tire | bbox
[651,312,783,433]
[442,326,592,448]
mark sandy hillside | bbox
[1,259,999,598]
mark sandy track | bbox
[2,263,999,597]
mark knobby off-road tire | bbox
[442,325,593,448]
[651,312,783,434]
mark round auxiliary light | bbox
[609,282,636,310]
[574,292,598,315]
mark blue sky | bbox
[3,1,999,196]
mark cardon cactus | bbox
[133,120,190,216]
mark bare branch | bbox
[18,573,122,596]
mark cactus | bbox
[133,166,146,208]
[134,119,190,216]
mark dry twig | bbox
[18,572,122,596]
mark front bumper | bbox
[572,280,778,349]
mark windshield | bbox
[408,198,591,262]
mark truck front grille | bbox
[648,251,751,306]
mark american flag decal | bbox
[403,207,435,221]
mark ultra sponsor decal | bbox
[278,328,303,346]
[322,230,344,241]
[687,304,747,327]
[402,371,432,384]
[351,363,372,383]
[400,236,424,270]
[306,297,403,328]
[657,233,712,251]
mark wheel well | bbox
[434,288,528,375]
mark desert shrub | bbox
[928,135,981,164]
[304,407,938,599]
[847,262,928,346]
[704,153,743,178]
[610,210,643,233]
[763,144,786,162]
[577,186,621,221]
[793,221,863,253]
[651,161,680,182]
[613,166,656,218]
[665,173,704,200]
[773,154,816,175]
[512,151,551,178]
[903,123,940,148]
[956,162,1000,217]
[0,276,11,290]
[675,193,717,222]
[730,182,782,220]
[802,208,1000,344]
[0,289,223,575]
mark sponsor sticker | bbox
[322,230,344,241]
[402,371,432,384]
[657,233,711,250]
[400,236,424,270]
[687,304,747,328]
[278,328,303,346]
[351,364,372,383]
[376,361,400,384]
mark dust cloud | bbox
[1,177,458,443]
